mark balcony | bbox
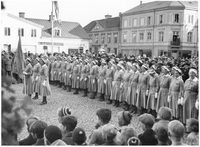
[170,40,180,47]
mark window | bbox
[114,33,118,43]
[147,16,151,25]
[95,34,98,44]
[107,33,111,43]
[133,18,137,27]
[54,29,61,36]
[159,32,164,42]
[4,27,10,36]
[159,15,163,24]
[123,33,127,43]
[123,19,128,27]
[188,15,194,24]
[174,14,179,23]
[114,48,117,54]
[147,32,152,41]
[18,28,24,36]
[140,17,144,26]
[107,48,111,53]
[31,29,36,37]
[139,33,144,41]
[132,32,136,42]
[89,34,93,43]
[187,32,192,42]
[101,34,105,44]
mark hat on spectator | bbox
[72,127,87,145]
[57,107,72,117]
[127,137,140,146]
[36,57,40,62]
[149,69,156,74]
[189,68,197,75]
[141,64,148,70]
[117,111,132,125]
[51,139,67,146]
[117,63,124,70]
[132,63,140,69]
[26,58,31,63]
[138,113,155,129]
[44,125,62,144]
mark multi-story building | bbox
[84,15,120,54]
[1,12,90,54]
[120,1,198,58]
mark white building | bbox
[1,12,43,53]
[1,12,90,54]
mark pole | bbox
[51,1,54,54]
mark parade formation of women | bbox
[22,49,198,125]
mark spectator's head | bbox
[157,106,172,121]
[44,125,62,145]
[186,118,199,133]
[117,111,132,127]
[127,137,140,146]
[57,107,72,123]
[119,126,137,145]
[102,124,118,141]
[139,128,158,145]
[168,120,185,142]
[138,113,155,130]
[96,108,111,125]
[155,127,170,145]
[62,115,77,132]
[30,120,48,140]
[26,116,39,132]
[72,127,87,145]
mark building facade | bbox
[84,15,120,54]
[1,12,90,54]
[120,1,198,58]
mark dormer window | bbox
[54,29,61,36]
[94,25,99,30]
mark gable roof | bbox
[84,17,120,32]
[5,13,43,28]
[123,1,198,15]
[26,18,89,39]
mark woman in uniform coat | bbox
[146,68,159,118]
[72,60,81,94]
[156,66,171,113]
[120,62,133,110]
[110,63,124,107]
[88,61,98,99]
[127,63,140,114]
[168,67,184,120]
[22,58,33,97]
[38,58,51,105]
[105,61,115,104]
[183,68,198,124]
[65,58,73,92]
[136,64,150,116]
[32,58,41,100]
[97,60,107,101]
[80,59,90,97]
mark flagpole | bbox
[51,1,54,54]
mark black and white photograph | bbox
[1,0,199,145]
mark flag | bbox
[53,1,61,24]
[14,35,24,79]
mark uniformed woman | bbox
[32,57,41,100]
[22,58,33,97]
[183,68,198,124]
[38,58,51,105]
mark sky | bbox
[2,0,155,27]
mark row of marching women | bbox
[22,55,51,105]
[47,52,198,125]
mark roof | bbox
[26,18,89,39]
[5,13,43,28]
[123,1,198,15]
[84,17,120,32]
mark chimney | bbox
[140,1,142,5]
[105,14,112,19]
[19,12,25,18]
[49,15,55,21]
